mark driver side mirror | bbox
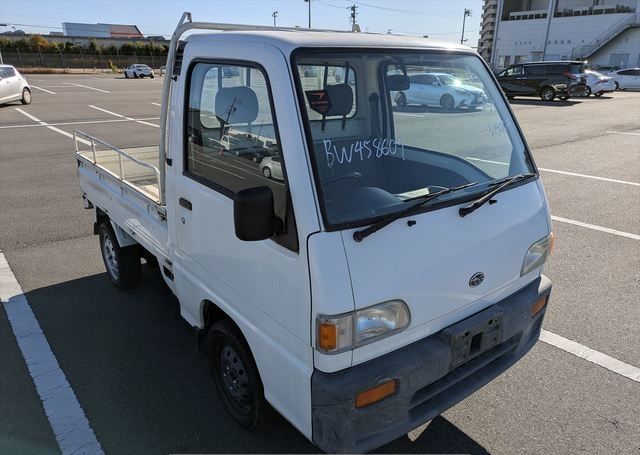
[386,74,410,91]
[234,186,283,241]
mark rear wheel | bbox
[207,319,266,429]
[585,86,592,96]
[614,81,619,91]
[540,86,555,102]
[440,94,455,110]
[20,88,31,105]
[394,92,407,107]
[262,167,272,179]
[124,72,129,79]
[98,222,141,290]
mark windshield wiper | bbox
[458,173,536,218]
[353,182,477,242]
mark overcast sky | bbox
[0,0,483,46]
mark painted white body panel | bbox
[0,65,30,105]
[610,68,640,89]
[76,27,552,446]
[585,71,616,94]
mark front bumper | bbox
[311,275,552,453]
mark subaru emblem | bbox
[469,272,484,288]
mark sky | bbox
[0,0,483,46]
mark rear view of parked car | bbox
[0,65,31,106]
[584,70,615,96]
[124,64,155,79]
[394,72,486,110]
[496,61,587,101]
[609,68,640,90]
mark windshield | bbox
[294,50,534,227]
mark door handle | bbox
[179,197,192,210]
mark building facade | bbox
[62,23,143,39]
[478,0,499,63]
[488,0,640,69]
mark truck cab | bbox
[75,14,553,453]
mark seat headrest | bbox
[324,84,353,117]
[215,86,259,124]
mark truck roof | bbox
[185,31,469,55]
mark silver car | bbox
[0,65,31,106]
[124,64,155,79]
[259,156,283,180]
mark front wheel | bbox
[440,94,455,110]
[133,72,138,79]
[150,74,155,79]
[540,86,555,102]
[614,81,619,91]
[98,222,141,290]
[595,92,604,97]
[262,167,272,179]
[124,72,129,79]
[20,88,31,105]
[207,319,266,429]
[585,86,592,96]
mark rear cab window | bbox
[293,49,535,229]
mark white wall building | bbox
[490,0,640,69]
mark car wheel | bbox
[207,319,266,429]
[262,167,272,179]
[150,74,155,79]
[540,86,555,102]
[440,94,455,111]
[614,81,619,91]
[20,88,32,105]
[594,92,604,97]
[394,92,407,107]
[559,96,569,101]
[124,72,129,79]
[133,72,138,79]
[98,222,141,290]
[585,86,592,96]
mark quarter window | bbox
[185,62,288,220]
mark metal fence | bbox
[1,51,167,70]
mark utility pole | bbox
[304,0,311,28]
[272,11,278,27]
[461,8,472,45]
[349,4,358,32]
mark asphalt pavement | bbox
[0,74,638,454]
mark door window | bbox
[0,67,16,78]
[184,62,288,220]
[504,66,523,76]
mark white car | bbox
[609,68,640,90]
[124,64,155,79]
[259,155,283,180]
[584,70,615,96]
[394,72,485,110]
[0,65,31,106]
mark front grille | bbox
[409,335,520,416]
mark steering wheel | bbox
[323,172,363,203]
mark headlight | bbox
[521,233,555,276]
[454,89,469,95]
[317,300,410,353]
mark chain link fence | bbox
[1,51,167,71]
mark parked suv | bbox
[496,61,587,101]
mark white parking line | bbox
[15,108,91,145]
[540,330,640,383]
[30,85,56,95]
[151,102,162,107]
[551,215,640,240]
[88,105,159,128]
[465,157,640,187]
[606,130,640,136]
[395,112,424,117]
[63,82,110,93]
[0,117,160,130]
[0,251,104,454]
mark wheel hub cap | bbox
[102,235,119,279]
[220,345,249,405]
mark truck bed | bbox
[74,131,169,260]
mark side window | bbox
[185,62,287,220]
[505,66,522,76]
[1,67,16,78]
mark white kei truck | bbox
[74,13,554,453]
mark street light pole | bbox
[304,0,311,28]
[272,11,278,27]
[461,9,472,45]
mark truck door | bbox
[168,45,316,436]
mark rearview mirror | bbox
[386,74,410,91]
[234,186,283,241]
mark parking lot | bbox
[0,73,638,454]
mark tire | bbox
[207,319,266,429]
[98,222,141,290]
[394,92,407,107]
[262,167,271,179]
[125,72,129,79]
[540,86,555,102]
[559,96,569,101]
[595,92,604,97]
[150,74,155,79]
[585,86,592,96]
[440,94,455,111]
[614,81,619,91]
[20,88,31,105]
[133,72,138,79]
